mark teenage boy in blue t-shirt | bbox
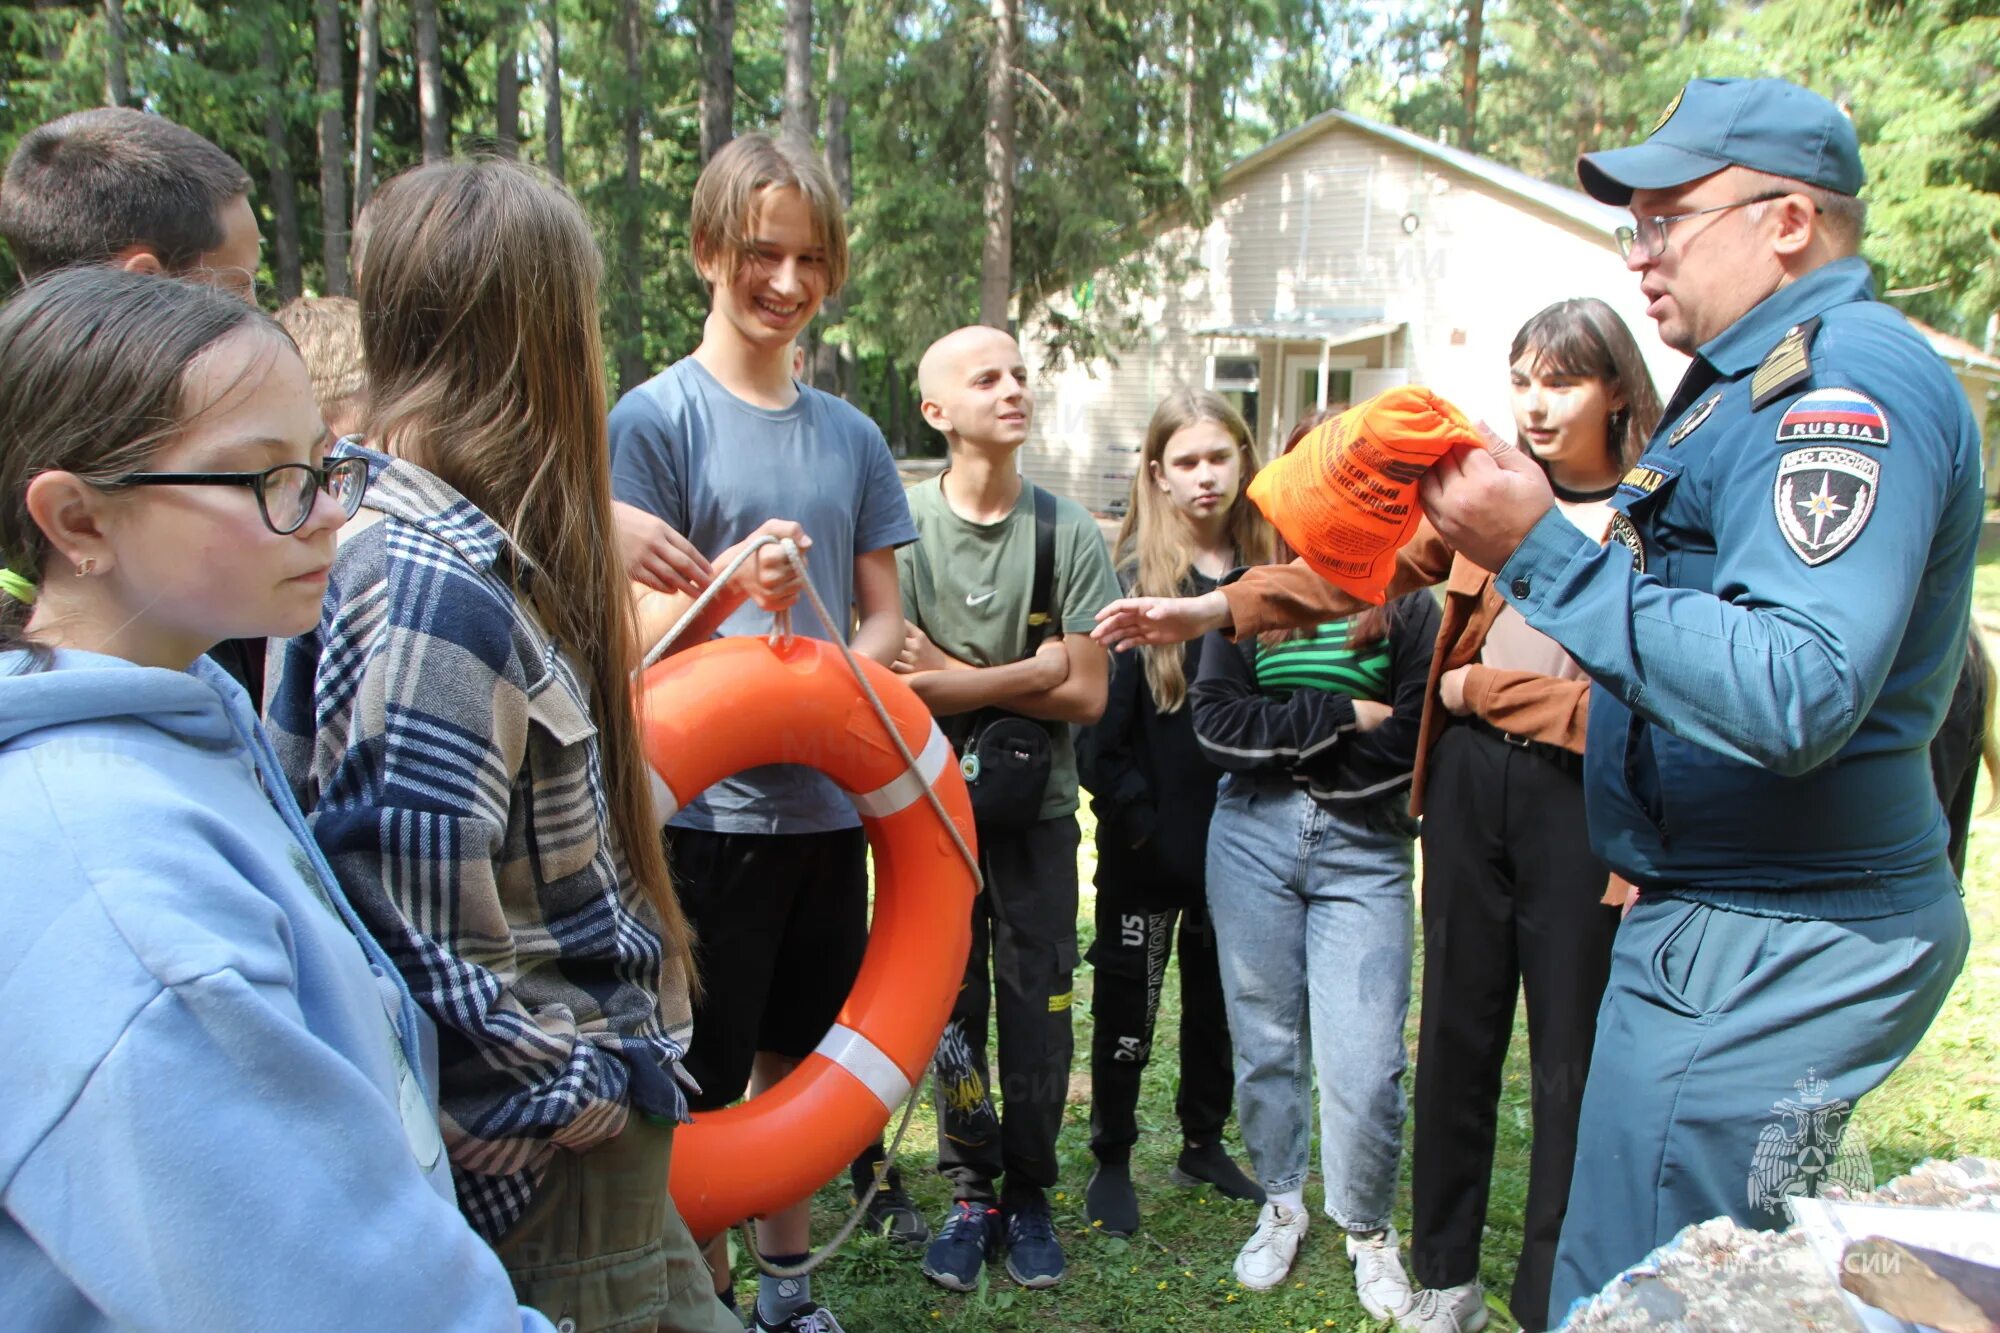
[608,133,917,1333]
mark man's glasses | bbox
[1614,191,1816,260]
[106,456,371,535]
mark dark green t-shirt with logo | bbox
[897,474,1122,821]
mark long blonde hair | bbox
[1114,389,1274,712]
[356,158,696,991]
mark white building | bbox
[1018,107,1692,515]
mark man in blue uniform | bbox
[1418,77,1980,1327]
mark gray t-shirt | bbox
[609,357,917,834]
[897,474,1122,821]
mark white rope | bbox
[639,535,983,1278]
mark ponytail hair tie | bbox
[0,567,37,606]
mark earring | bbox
[75,557,97,577]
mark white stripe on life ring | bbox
[848,723,951,820]
[815,1023,913,1110]
[648,767,681,826]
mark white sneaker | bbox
[1400,1281,1489,1332]
[1345,1227,1415,1320]
[1233,1201,1309,1291]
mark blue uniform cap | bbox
[1578,78,1864,205]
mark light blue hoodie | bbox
[0,650,553,1332]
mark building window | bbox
[1212,356,1260,391]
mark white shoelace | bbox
[1243,1208,1298,1255]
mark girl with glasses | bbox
[0,268,548,1329]
[264,159,736,1333]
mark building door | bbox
[1280,351,1360,436]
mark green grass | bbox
[750,564,2000,1333]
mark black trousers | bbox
[1085,859,1235,1158]
[934,814,1080,1205]
[1411,723,1619,1331]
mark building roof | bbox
[1910,318,2000,379]
[1220,107,1629,240]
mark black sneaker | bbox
[1085,1158,1140,1237]
[1003,1196,1066,1288]
[921,1200,1001,1292]
[1169,1139,1265,1202]
[753,1306,845,1333]
[852,1162,931,1247]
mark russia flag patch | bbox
[1776,388,1890,447]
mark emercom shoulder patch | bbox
[1775,446,1878,566]
[1750,317,1821,410]
[1776,387,1889,448]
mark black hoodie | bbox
[1078,569,1227,910]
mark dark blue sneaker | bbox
[1003,1196,1066,1288]
[921,1200,1001,1292]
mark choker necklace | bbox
[1550,478,1620,503]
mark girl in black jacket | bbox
[1079,390,1273,1236]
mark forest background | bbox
[1,0,1994,457]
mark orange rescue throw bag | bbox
[1246,386,1484,604]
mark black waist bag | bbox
[941,485,1059,834]
[953,711,1054,832]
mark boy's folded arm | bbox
[906,655,1060,716]
[995,632,1110,726]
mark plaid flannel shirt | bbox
[266,443,693,1242]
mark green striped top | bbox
[1253,619,1391,703]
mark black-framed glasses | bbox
[1614,191,1820,260]
[106,456,371,535]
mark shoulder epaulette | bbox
[1750,316,1821,410]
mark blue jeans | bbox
[1205,777,1416,1230]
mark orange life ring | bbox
[635,634,978,1240]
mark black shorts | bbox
[664,825,869,1111]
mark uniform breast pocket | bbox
[522,669,608,893]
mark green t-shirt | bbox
[897,474,1122,820]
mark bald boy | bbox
[895,325,1120,1294]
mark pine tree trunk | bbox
[495,2,521,158]
[814,0,852,395]
[886,358,905,454]
[1459,0,1484,152]
[978,0,1017,330]
[782,0,814,141]
[414,0,448,162]
[700,0,736,163]
[353,0,380,215]
[540,1,563,182]
[315,0,349,293]
[616,0,646,394]
[1179,8,1198,197]
[823,0,850,206]
[102,0,129,106]
[260,15,303,302]
[33,0,61,64]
